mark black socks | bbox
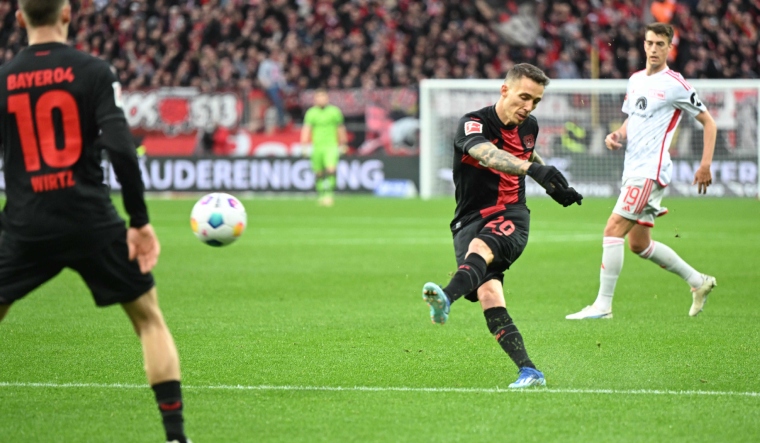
[443,253,488,303]
[484,307,535,369]
[152,380,186,443]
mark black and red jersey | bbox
[0,42,146,245]
[451,105,538,230]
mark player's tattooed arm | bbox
[529,150,546,165]
[468,142,530,175]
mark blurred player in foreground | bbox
[300,89,347,206]
[0,1,189,441]
[566,23,717,320]
[421,64,583,388]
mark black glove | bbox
[527,163,569,192]
[548,186,584,207]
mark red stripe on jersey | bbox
[496,126,528,206]
[480,204,506,218]
[461,154,486,169]
[665,70,690,90]
[497,172,519,206]
[463,152,519,211]
[499,127,525,157]
[657,109,681,186]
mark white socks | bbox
[593,237,625,311]
[638,241,703,288]
[593,238,703,312]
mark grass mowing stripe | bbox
[2,382,758,398]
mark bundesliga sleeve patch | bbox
[464,121,483,135]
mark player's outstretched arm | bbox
[469,142,531,175]
[693,110,717,194]
[469,142,582,207]
[127,224,161,274]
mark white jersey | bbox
[621,68,707,186]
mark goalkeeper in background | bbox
[300,89,347,207]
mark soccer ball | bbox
[190,193,247,247]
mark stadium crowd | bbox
[0,0,757,90]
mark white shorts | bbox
[612,177,668,227]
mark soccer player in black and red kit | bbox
[421,64,583,388]
[0,2,189,442]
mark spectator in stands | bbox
[553,50,581,79]
[257,48,289,131]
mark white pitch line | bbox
[0,382,758,398]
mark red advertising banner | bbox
[124,87,420,158]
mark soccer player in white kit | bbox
[566,23,718,320]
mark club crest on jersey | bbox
[635,97,648,110]
[464,121,483,135]
[522,134,535,149]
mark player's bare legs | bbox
[629,224,716,316]
[477,279,505,311]
[0,304,10,322]
[122,287,180,384]
[478,280,545,388]
[122,287,188,443]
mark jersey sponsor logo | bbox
[7,67,75,91]
[522,134,535,149]
[635,96,648,110]
[464,121,483,135]
[649,89,666,100]
[690,92,703,107]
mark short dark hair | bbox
[18,0,66,27]
[505,63,550,87]
[646,22,674,44]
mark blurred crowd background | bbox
[0,0,757,145]
[0,0,756,92]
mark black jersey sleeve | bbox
[93,65,149,228]
[453,115,489,154]
[94,64,128,126]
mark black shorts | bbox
[0,229,155,307]
[452,206,530,302]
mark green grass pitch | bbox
[1,196,759,442]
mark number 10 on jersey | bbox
[8,90,82,172]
